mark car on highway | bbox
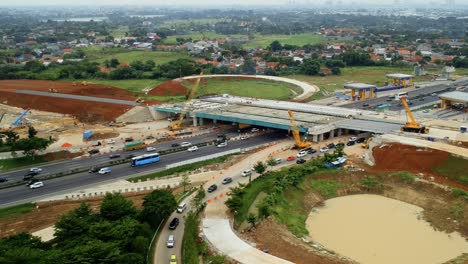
[423,109,430,113]
[29,168,42,173]
[170,254,177,264]
[327,143,336,149]
[296,158,306,164]
[26,178,40,186]
[241,170,252,177]
[187,146,198,152]
[362,103,370,107]
[146,146,157,152]
[171,143,180,147]
[180,142,192,147]
[346,141,356,146]
[88,167,99,173]
[307,149,317,154]
[30,181,44,189]
[98,167,111,174]
[207,184,218,193]
[296,151,307,158]
[109,153,121,159]
[0,177,8,183]
[24,171,39,177]
[106,139,116,144]
[356,137,366,143]
[166,235,175,248]
[222,177,233,184]
[217,142,228,148]
[168,217,180,230]
[287,156,296,161]
[88,149,99,155]
[319,147,329,153]
[431,93,437,96]
[240,135,249,140]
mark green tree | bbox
[110,58,120,68]
[24,60,46,73]
[266,157,277,167]
[100,193,137,221]
[180,174,191,192]
[333,144,345,158]
[116,253,144,264]
[140,190,177,228]
[269,40,283,51]
[54,203,94,243]
[4,130,19,145]
[60,240,120,264]
[27,126,37,138]
[13,137,51,157]
[240,58,256,75]
[301,58,321,75]
[193,186,206,212]
[253,161,266,175]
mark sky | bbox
[0,0,457,6]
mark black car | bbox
[296,158,306,164]
[0,177,8,183]
[88,149,99,155]
[168,217,180,230]
[307,149,317,154]
[25,171,39,177]
[207,184,218,193]
[23,174,35,181]
[126,154,136,159]
[336,143,345,148]
[222,177,233,185]
[327,143,336,149]
[89,167,99,173]
[125,137,134,142]
[171,143,180,147]
[346,141,356,146]
[109,153,121,159]
[356,137,366,143]
[26,178,40,186]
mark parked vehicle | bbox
[346,141,356,146]
[169,218,180,230]
[146,146,157,152]
[296,151,307,158]
[327,143,336,149]
[29,168,42,173]
[23,174,35,181]
[91,141,101,146]
[88,167,99,173]
[180,142,192,147]
[356,137,366,143]
[88,149,99,155]
[25,171,39,177]
[126,154,136,159]
[274,158,282,164]
[106,139,115,144]
[207,184,218,193]
[287,156,296,161]
[98,167,111,174]
[30,181,44,189]
[222,177,233,184]
[240,136,248,140]
[171,143,180,147]
[166,235,175,248]
[319,147,329,153]
[125,137,134,142]
[349,137,357,142]
[177,203,187,213]
[251,128,259,132]
[296,158,306,164]
[241,170,252,177]
[187,146,198,152]
[109,153,121,159]
[307,149,317,154]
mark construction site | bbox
[0,74,467,264]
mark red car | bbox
[287,156,295,161]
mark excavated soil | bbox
[148,80,187,96]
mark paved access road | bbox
[15,90,139,106]
[343,79,468,111]
[0,133,285,208]
[0,130,240,184]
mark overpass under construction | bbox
[155,95,403,142]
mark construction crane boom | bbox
[169,75,202,131]
[400,96,428,133]
[288,110,312,148]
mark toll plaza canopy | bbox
[344,83,377,101]
[438,91,468,106]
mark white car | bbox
[296,151,307,158]
[98,167,111,174]
[187,146,198,152]
[240,136,248,140]
[349,137,357,142]
[180,142,192,147]
[217,142,227,148]
[167,235,175,248]
[106,139,116,144]
[319,147,329,153]
[30,181,44,189]
[29,168,42,173]
[251,128,259,132]
[241,170,252,177]
[146,146,157,152]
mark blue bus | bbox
[131,153,160,167]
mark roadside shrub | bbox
[360,176,382,191]
[311,179,342,199]
[391,171,416,184]
[452,188,468,198]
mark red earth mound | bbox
[148,80,187,96]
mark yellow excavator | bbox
[400,96,429,134]
[169,76,202,131]
[288,110,312,148]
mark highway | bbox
[343,79,468,111]
[0,132,285,208]
[0,130,241,184]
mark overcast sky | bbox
[0,0,459,6]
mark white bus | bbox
[395,92,408,100]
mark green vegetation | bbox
[0,156,46,171]
[389,171,417,184]
[163,32,246,44]
[433,155,468,186]
[187,78,303,100]
[0,203,36,219]
[87,50,190,65]
[244,33,327,49]
[182,212,201,264]
[127,154,236,182]
[162,18,228,27]
[451,188,468,199]
[86,79,163,94]
[310,179,342,199]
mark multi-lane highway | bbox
[0,132,285,208]
[343,79,468,111]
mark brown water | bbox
[306,194,468,264]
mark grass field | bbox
[243,33,327,49]
[86,79,163,94]
[0,203,36,219]
[163,32,248,44]
[185,78,303,100]
[110,27,129,39]
[433,155,468,186]
[0,156,46,171]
